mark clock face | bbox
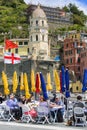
[40,29,47,33]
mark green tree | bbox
[63,3,87,26]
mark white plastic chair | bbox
[36,106,51,124]
[21,104,35,123]
[74,107,86,127]
[0,104,6,120]
[0,103,16,122]
[5,105,16,122]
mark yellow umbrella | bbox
[12,71,18,93]
[20,72,24,91]
[54,69,61,92]
[46,72,52,91]
[31,69,36,92]
[2,71,10,95]
[23,73,31,99]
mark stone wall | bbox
[0,59,59,94]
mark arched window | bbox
[42,35,44,41]
[31,36,32,42]
[42,21,44,26]
[36,20,38,26]
[76,86,78,91]
[36,35,38,41]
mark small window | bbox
[42,21,44,26]
[76,86,78,90]
[66,44,68,48]
[27,48,29,53]
[42,35,44,41]
[77,49,81,54]
[77,57,80,63]
[15,48,18,53]
[31,36,32,42]
[36,35,38,41]
[70,58,72,64]
[24,41,28,45]
[19,42,23,45]
[70,50,72,54]
[36,20,38,26]
[78,76,81,80]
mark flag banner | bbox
[4,52,21,64]
[5,39,18,50]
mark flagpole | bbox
[4,35,6,73]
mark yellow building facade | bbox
[5,38,30,58]
[67,31,81,40]
[70,80,82,93]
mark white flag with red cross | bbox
[4,52,21,64]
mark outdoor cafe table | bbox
[50,105,63,123]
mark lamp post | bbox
[1,31,12,41]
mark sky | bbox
[24,0,87,15]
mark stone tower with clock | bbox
[29,4,50,60]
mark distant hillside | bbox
[0,0,28,43]
[63,3,87,26]
[0,1,87,44]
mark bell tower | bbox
[29,5,49,60]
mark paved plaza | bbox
[0,121,87,130]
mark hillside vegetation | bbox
[0,0,28,43]
[0,1,87,44]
